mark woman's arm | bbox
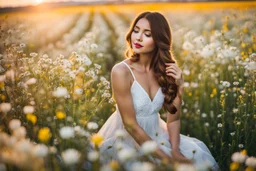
[166,85,183,152]
[111,63,172,162]
[165,63,191,163]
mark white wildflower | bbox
[182,41,194,51]
[5,69,15,81]
[217,123,223,128]
[90,43,98,51]
[191,82,198,88]
[32,144,48,157]
[245,157,256,167]
[130,162,154,171]
[23,105,34,114]
[221,46,238,58]
[53,87,69,97]
[30,52,38,57]
[115,129,127,139]
[8,119,21,131]
[230,132,235,136]
[87,122,98,130]
[183,69,190,76]
[118,148,136,162]
[201,113,207,118]
[200,44,215,58]
[141,141,158,155]
[245,61,256,71]
[61,149,81,165]
[231,152,247,163]
[59,127,74,139]
[222,81,231,87]
[13,126,26,140]
[49,146,57,154]
[115,141,125,151]
[74,88,83,95]
[14,139,31,153]
[238,144,244,148]
[94,64,101,70]
[25,78,37,85]
[193,35,205,49]
[176,163,196,171]
[233,108,239,113]
[87,151,100,161]
[0,103,11,113]
[83,54,92,66]
[183,82,190,88]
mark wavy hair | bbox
[125,11,178,114]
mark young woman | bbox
[97,11,219,170]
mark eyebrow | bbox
[134,26,151,32]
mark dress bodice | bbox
[116,61,165,117]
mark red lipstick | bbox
[134,43,143,48]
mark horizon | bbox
[1,0,254,8]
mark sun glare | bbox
[36,0,43,4]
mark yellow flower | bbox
[38,127,52,143]
[43,104,49,109]
[109,160,119,170]
[241,42,246,48]
[241,149,247,155]
[0,94,6,101]
[188,92,192,96]
[212,88,217,95]
[245,167,254,171]
[230,162,239,171]
[0,82,4,89]
[26,113,37,125]
[56,111,66,119]
[222,23,229,32]
[79,119,87,126]
[86,89,90,96]
[243,28,248,33]
[91,134,104,147]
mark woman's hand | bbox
[171,150,192,164]
[165,63,184,87]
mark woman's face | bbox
[131,18,155,55]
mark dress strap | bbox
[122,61,136,81]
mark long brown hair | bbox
[125,11,178,114]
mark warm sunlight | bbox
[36,0,43,4]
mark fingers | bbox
[165,63,180,72]
[166,68,177,74]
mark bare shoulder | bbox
[111,61,130,79]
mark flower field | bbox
[0,2,255,171]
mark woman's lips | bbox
[134,43,143,48]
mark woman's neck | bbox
[137,53,153,72]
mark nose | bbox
[136,32,143,42]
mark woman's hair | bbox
[125,11,178,114]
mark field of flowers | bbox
[0,2,255,171]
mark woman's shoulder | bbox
[111,59,133,86]
[111,59,131,77]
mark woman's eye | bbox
[133,29,139,33]
[145,34,151,37]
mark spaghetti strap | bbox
[122,61,136,81]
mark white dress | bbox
[97,61,219,170]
